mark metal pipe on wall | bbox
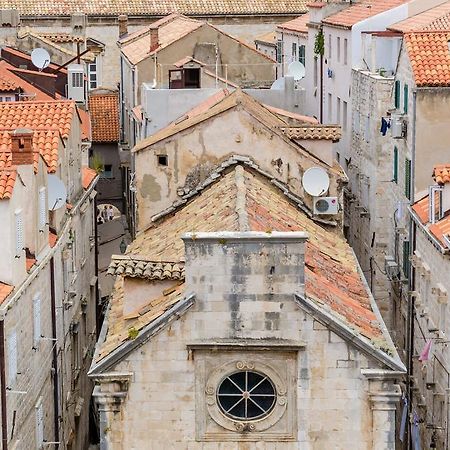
[0,320,8,450]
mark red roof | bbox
[404,31,450,87]
[0,169,16,199]
[278,13,309,34]
[88,92,119,142]
[49,231,57,247]
[0,282,13,305]
[323,0,406,29]
[82,166,98,189]
[434,164,450,184]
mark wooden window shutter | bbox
[394,80,401,108]
[38,187,46,231]
[404,84,408,114]
[393,147,398,183]
[33,294,41,347]
[402,240,410,279]
[7,330,17,386]
[405,158,412,200]
[15,209,24,257]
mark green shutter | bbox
[405,158,411,199]
[393,147,398,183]
[402,240,410,279]
[299,45,306,66]
[404,84,408,113]
[276,40,283,64]
[394,80,401,108]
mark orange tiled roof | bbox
[278,13,309,33]
[0,282,13,305]
[412,195,450,248]
[49,230,57,247]
[434,164,450,184]
[0,61,54,101]
[0,0,307,16]
[0,101,75,138]
[0,129,60,173]
[127,164,384,343]
[389,1,450,32]
[404,31,450,87]
[121,14,203,65]
[323,0,406,29]
[0,76,19,92]
[88,93,119,142]
[0,169,16,199]
[82,166,98,189]
[78,107,92,141]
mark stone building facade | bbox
[90,160,405,449]
[0,101,99,450]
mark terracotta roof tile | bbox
[0,169,16,199]
[107,258,185,280]
[0,60,54,101]
[323,0,406,29]
[404,31,450,87]
[95,278,185,362]
[412,195,450,248]
[82,166,98,189]
[0,76,20,92]
[0,282,13,305]
[49,231,57,248]
[434,164,450,184]
[389,1,450,32]
[0,129,60,174]
[126,163,384,343]
[88,93,119,142]
[0,100,75,139]
[26,256,36,271]
[0,0,307,17]
[121,14,203,65]
[278,13,309,34]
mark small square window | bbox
[158,155,168,166]
[101,164,113,179]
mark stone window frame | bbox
[190,342,300,442]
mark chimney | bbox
[182,231,308,340]
[118,14,128,38]
[150,26,159,52]
[11,128,34,166]
[433,165,450,215]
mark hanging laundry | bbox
[400,395,408,442]
[411,411,422,450]
[380,117,390,136]
[418,340,433,362]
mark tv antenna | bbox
[48,174,67,210]
[31,48,51,71]
[287,61,306,81]
[302,167,330,197]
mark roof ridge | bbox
[234,164,250,231]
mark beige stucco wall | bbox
[135,108,343,230]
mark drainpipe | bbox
[50,258,60,449]
[0,320,7,450]
[406,89,417,450]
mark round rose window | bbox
[216,371,276,420]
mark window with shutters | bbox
[342,101,347,132]
[405,158,411,199]
[291,42,297,61]
[299,45,305,67]
[35,398,44,449]
[402,240,410,279]
[15,209,24,258]
[394,80,401,108]
[393,147,398,183]
[337,37,341,62]
[38,187,46,231]
[344,38,348,65]
[7,330,17,386]
[276,41,283,64]
[33,294,41,348]
[403,84,408,114]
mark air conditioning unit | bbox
[384,256,399,280]
[313,197,339,215]
[391,115,407,138]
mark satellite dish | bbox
[287,61,306,81]
[302,167,330,197]
[48,174,67,210]
[31,48,51,70]
[270,77,285,90]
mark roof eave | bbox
[294,293,406,373]
[89,293,195,375]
